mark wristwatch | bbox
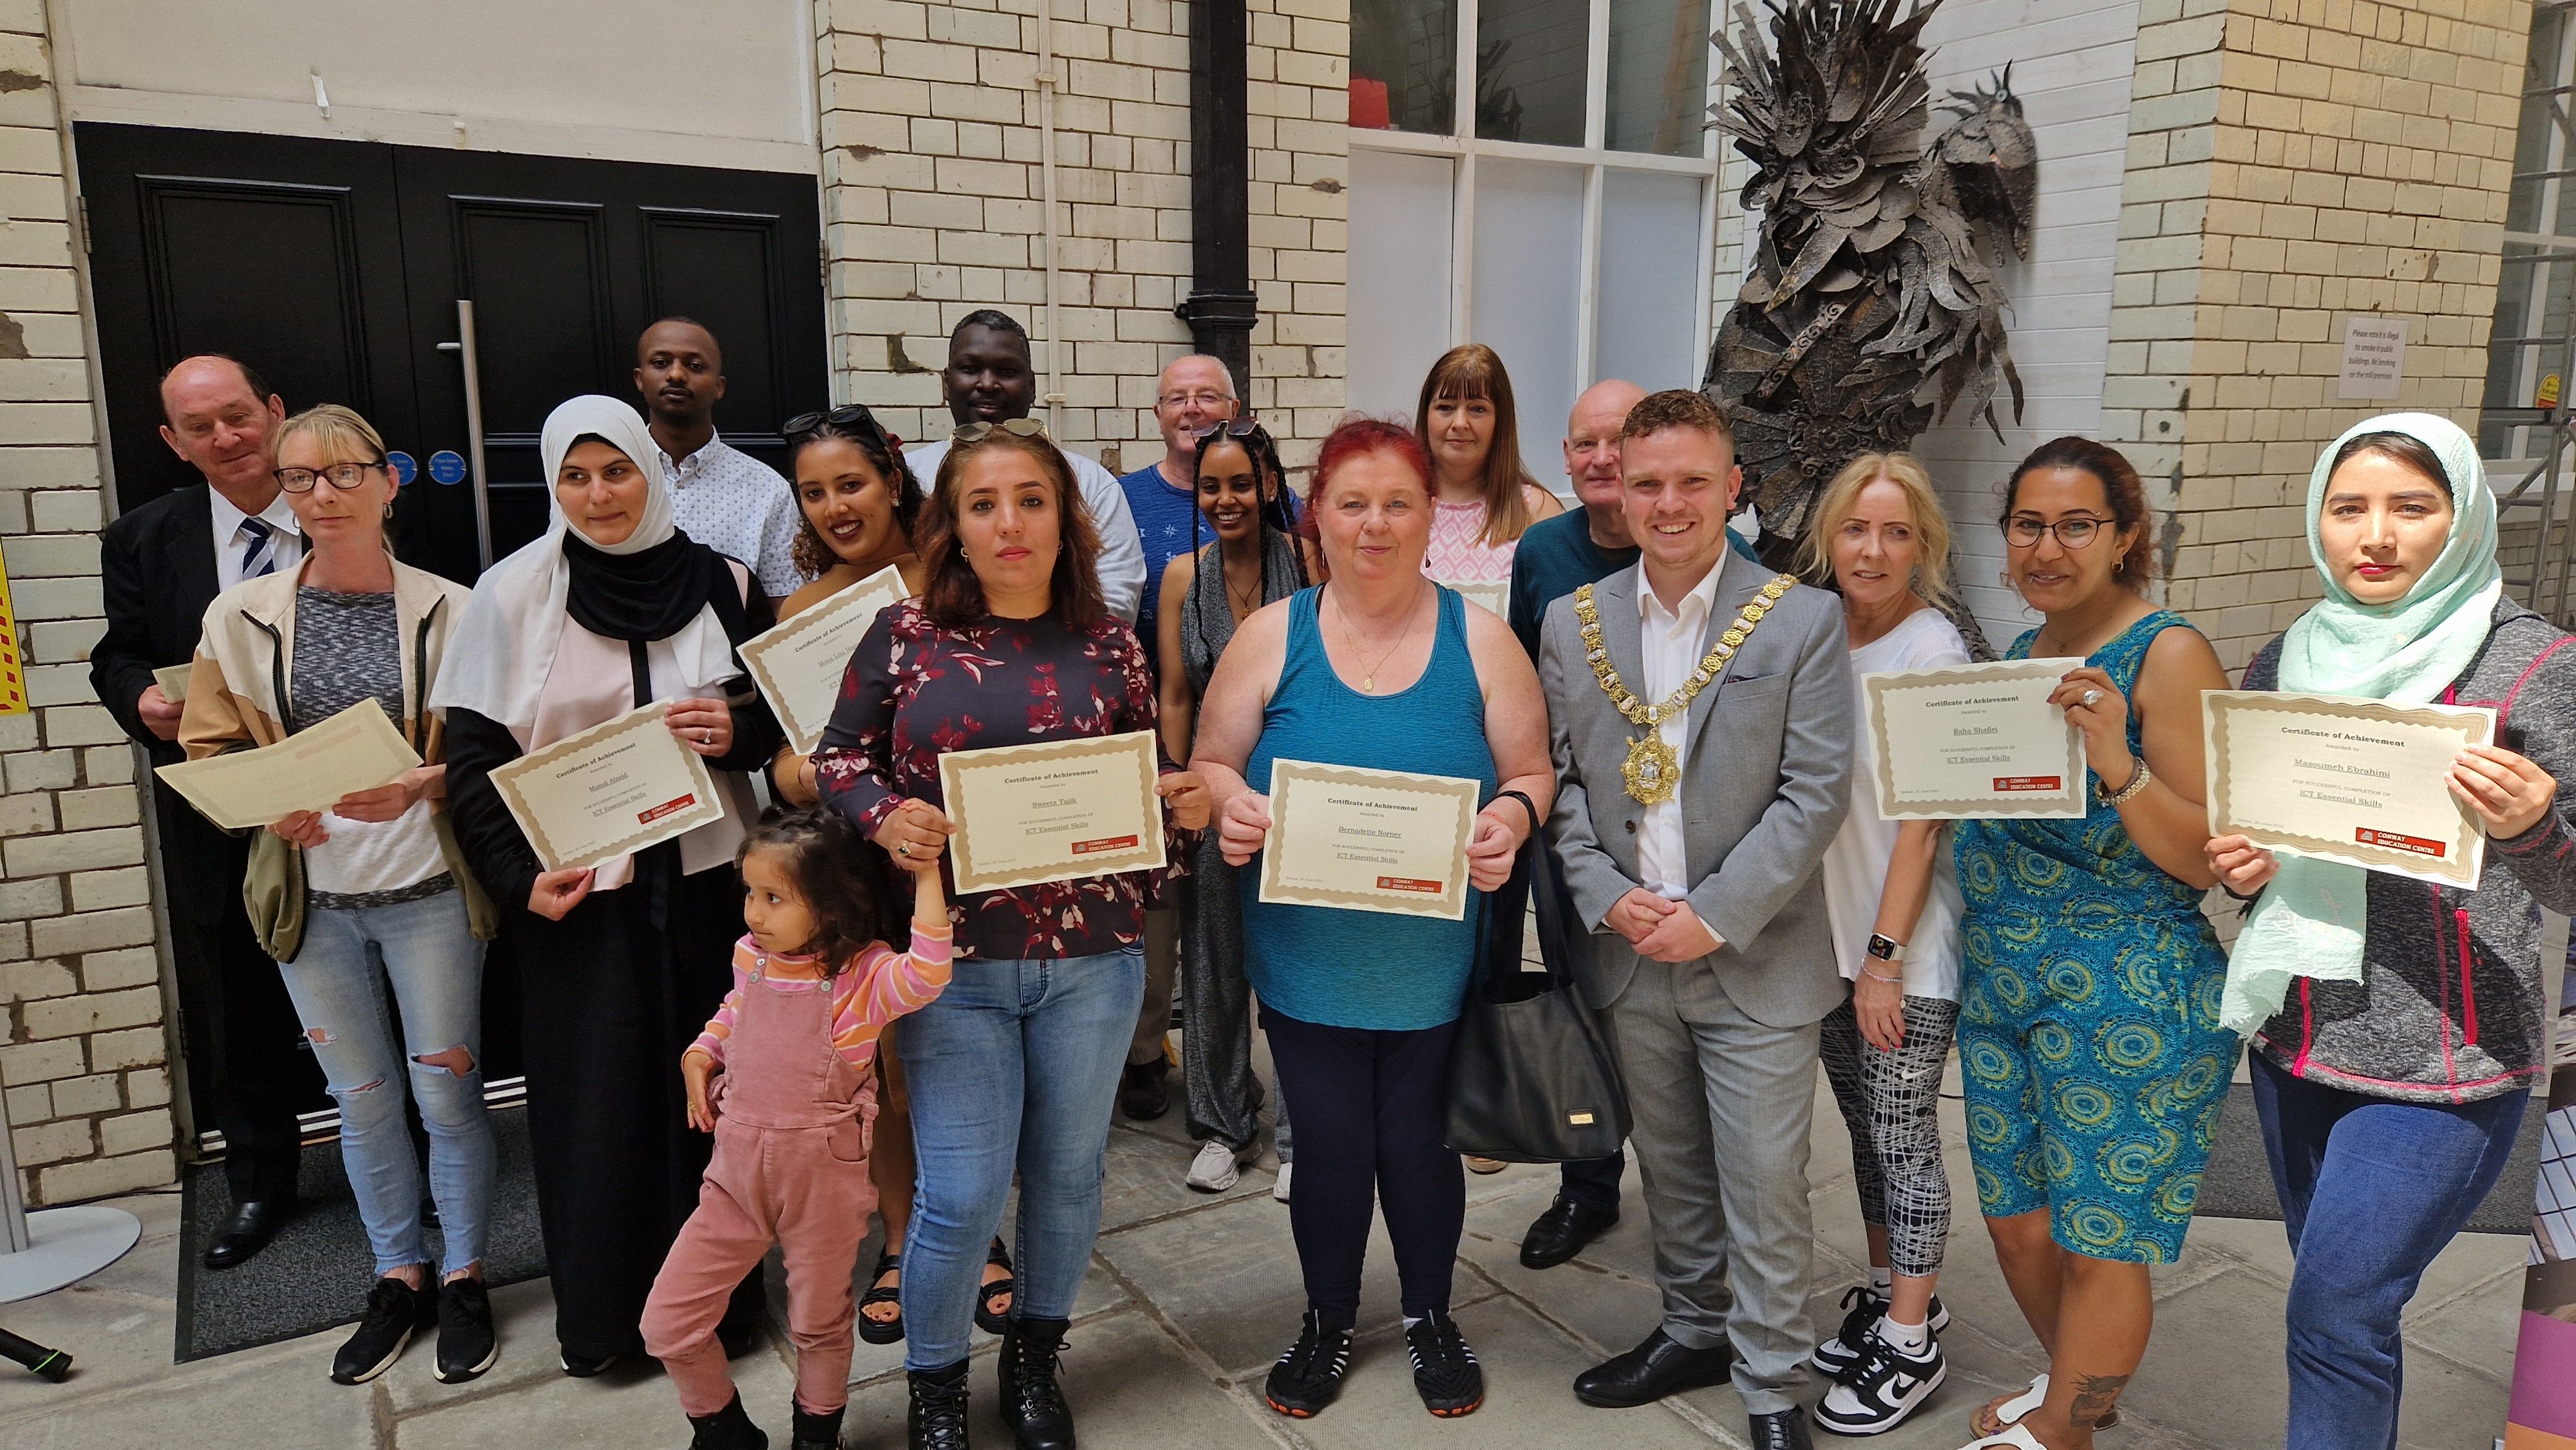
[1866,934,1908,963]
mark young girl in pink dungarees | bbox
[643,809,952,1450]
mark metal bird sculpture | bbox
[1703,0,2032,627]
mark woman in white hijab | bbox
[436,395,783,1376]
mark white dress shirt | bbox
[1635,559,1727,943]
[905,437,1148,625]
[207,487,304,592]
[661,435,808,603]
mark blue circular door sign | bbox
[386,451,417,485]
[427,450,468,485]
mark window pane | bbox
[1606,0,1712,156]
[1595,171,1705,391]
[1475,0,1588,146]
[1469,160,1584,485]
[1347,149,1458,415]
[1350,0,1458,135]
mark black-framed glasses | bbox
[274,460,387,493]
[781,404,896,449]
[2003,515,2110,550]
[1191,417,1264,446]
[952,417,1049,444]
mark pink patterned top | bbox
[1421,487,1553,583]
[689,928,954,1072]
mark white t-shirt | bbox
[1819,606,1971,1001]
[904,437,1148,624]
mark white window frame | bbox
[2488,0,2576,472]
[1345,0,1727,384]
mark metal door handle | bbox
[440,301,495,570]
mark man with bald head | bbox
[634,317,806,601]
[91,354,317,1268]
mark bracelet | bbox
[2100,757,2154,806]
[1860,966,1904,984]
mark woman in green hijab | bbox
[2206,412,2576,1450]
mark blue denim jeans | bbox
[275,888,494,1278]
[2251,1051,2526,1450]
[896,950,1144,1369]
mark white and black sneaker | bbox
[1404,1310,1484,1417]
[1811,1284,1951,1376]
[1814,1323,1946,1436]
[330,1277,426,1385]
[1263,1309,1354,1418]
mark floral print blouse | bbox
[813,601,1180,961]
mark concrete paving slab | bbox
[396,1335,799,1449]
[1,1337,377,1450]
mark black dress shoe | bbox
[1519,1194,1620,1269]
[1747,1408,1812,1449]
[1573,1327,1734,1408]
[1119,1060,1170,1121]
[202,1198,296,1270]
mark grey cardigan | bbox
[2242,599,2576,1104]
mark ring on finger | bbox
[2081,688,2103,707]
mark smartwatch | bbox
[1866,934,1908,963]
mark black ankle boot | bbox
[907,1359,972,1450]
[996,1317,1075,1450]
[687,1391,770,1450]
[790,1400,845,1450]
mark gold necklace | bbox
[1573,574,1798,804]
[1224,552,1262,621]
[1327,585,1425,693]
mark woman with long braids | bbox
[1153,420,1313,1196]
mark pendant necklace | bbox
[1328,585,1423,693]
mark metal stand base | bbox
[0,1206,142,1304]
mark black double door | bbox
[79,122,829,583]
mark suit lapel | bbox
[1684,551,1765,744]
[167,485,220,654]
[1591,566,1647,719]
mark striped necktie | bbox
[238,516,277,581]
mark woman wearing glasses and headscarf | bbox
[437,395,784,1379]
[180,404,498,1388]
[2207,414,2575,1450]
[810,419,1209,1449]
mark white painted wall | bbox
[53,0,819,173]
[1908,0,2141,647]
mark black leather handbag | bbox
[1443,838,1633,1163]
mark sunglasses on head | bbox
[952,417,1050,444]
[781,404,897,449]
[1192,417,1264,446]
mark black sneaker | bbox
[1812,1285,1949,1376]
[434,1276,499,1384]
[331,1277,424,1385]
[1814,1323,1946,1435]
[1262,1309,1354,1418]
[560,1346,623,1377]
[1403,1310,1483,1417]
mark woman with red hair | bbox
[1190,415,1555,1422]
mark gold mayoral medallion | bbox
[1573,574,1798,807]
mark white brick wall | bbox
[0,4,178,1207]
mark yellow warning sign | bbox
[2541,372,2563,410]
[0,541,26,716]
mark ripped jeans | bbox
[276,887,493,1278]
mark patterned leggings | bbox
[1819,993,1962,1279]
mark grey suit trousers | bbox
[1598,952,1820,1416]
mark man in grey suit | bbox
[1537,390,1853,1450]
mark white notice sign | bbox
[2337,315,2408,400]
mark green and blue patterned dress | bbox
[1952,610,2235,1263]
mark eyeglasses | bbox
[1159,390,1233,411]
[952,418,1050,444]
[1191,417,1264,446]
[274,460,386,493]
[782,404,896,448]
[2003,515,2111,550]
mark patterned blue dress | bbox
[1952,610,2235,1263]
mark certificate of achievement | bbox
[1862,658,2089,820]
[2203,690,2495,889]
[739,563,908,755]
[489,701,725,872]
[939,730,1167,893]
[153,663,193,704]
[1258,758,1481,920]
[153,701,422,831]
[1437,578,1510,619]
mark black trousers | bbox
[157,790,314,1203]
[1260,1006,1463,1324]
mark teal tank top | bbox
[1240,585,1497,1031]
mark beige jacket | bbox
[178,556,495,960]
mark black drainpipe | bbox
[1175,0,1258,397]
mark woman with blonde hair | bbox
[1794,453,1971,1435]
[1414,344,1565,585]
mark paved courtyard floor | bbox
[0,1074,2525,1449]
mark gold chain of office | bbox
[1572,573,1799,806]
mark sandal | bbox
[858,1249,904,1345]
[974,1237,1014,1334]
[1971,1373,2119,1436]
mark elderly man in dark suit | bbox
[90,354,316,1268]
[1539,390,1854,1450]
